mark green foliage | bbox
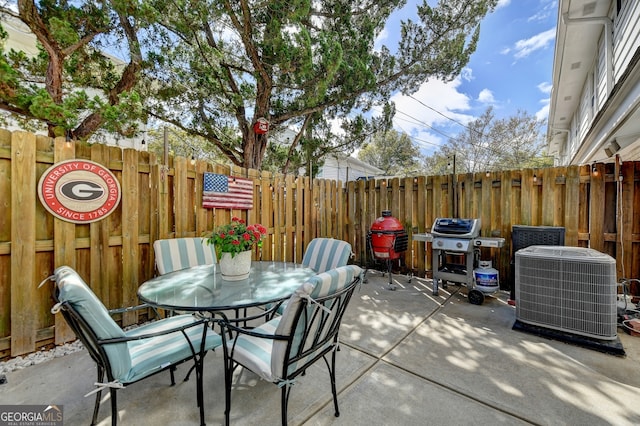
[423,107,549,175]
[145,125,227,165]
[0,1,145,139]
[2,0,497,165]
[206,217,267,258]
[140,0,497,169]
[358,129,423,176]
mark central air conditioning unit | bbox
[515,246,617,340]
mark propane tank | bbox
[473,260,499,293]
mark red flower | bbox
[206,219,267,257]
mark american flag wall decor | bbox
[203,173,254,209]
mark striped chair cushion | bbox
[54,266,130,381]
[227,318,281,382]
[54,266,221,384]
[275,265,361,378]
[153,238,217,275]
[266,238,352,316]
[125,314,221,383]
[302,238,352,273]
[228,265,362,382]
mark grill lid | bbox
[431,218,481,239]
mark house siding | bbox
[613,0,640,81]
[559,0,640,164]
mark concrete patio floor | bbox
[2,271,640,425]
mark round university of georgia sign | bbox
[38,159,122,224]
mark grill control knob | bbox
[456,242,462,249]
[436,240,443,247]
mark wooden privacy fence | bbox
[1,128,639,359]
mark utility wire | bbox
[394,109,456,140]
[408,94,484,137]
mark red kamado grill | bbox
[366,210,409,290]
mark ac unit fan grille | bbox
[516,247,617,340]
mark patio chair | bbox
[153,237,217,275]
[302,238,353,273]
[266,238,353,318]
[41,265,222,426]
[218,264,363,426]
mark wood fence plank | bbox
[148,155,161,275]
[194,160,209,237]
[620,161,635,280]
[336,178,344,242]
[10,132,37,356]
[481,172,492,235]
[415,176,426,274]
[90,144,112,309]
[302,175,312,254]
[295,176,305,263]
[0,130,12,341]
[500,170,513,284]
[345,180,355,259]
[520,169,533,225]
[121,149,139,326]
[542,167,555,225]
[284,175,294,262]
[174,157,188,236]
[565,165,580,246]
[261,171,273,260]
[590,163,605,251]
[273,175,284,261]
[52,138,76,345]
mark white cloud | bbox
[496,0,511,9]
[536,101,550,121]
[386,77,476,153]
[460,67,474,82]
[528,0,557,22]
[513,28,556,59]
[478,89,495,104]
[537,82,553,94]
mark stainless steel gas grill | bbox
[420,218,505,304]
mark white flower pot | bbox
[218,250,252,281]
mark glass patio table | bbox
[137,261,316,314]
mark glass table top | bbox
[138,261,316,311]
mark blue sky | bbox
[377,0,558,155]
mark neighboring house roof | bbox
[316,155,385,183]
[547,0,640,165]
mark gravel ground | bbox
[0,340,85,376]
[0,320,150,379]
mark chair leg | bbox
[223,360,234,426]
[183,364,196,382]
[328,351,340,417]
[91,367,105,426]
[110,388,118,426]
[170,365,177,385]
[195,354,206,426]
[280,384,290,426]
